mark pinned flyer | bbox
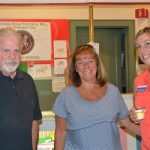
[52,77,66,93]
[54,59,67,75]
[54,40,67,58]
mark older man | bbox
[0,28,42,150]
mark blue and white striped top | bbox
[52,83,128,150]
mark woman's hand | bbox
[129,108,140,123]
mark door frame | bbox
[70,20,135,92]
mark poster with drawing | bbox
[0,21,51,61]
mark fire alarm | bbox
[135,8,149,18]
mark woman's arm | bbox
[54,115,67,150]
[120,116,140,136]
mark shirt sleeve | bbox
[116,88,129,120]
[52,91,67,118]
[32,80,42,120]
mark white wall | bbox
[0,4,149,72]
[0,4,149,31]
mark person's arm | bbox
[54,115,67,150]
[120,116,140,136]
[32,120,41,150]
[129,108,140,123]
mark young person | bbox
[130,27,150,150]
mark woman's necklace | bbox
[87,89,92,95]
[78,83,103,101]
[84,84,95,96]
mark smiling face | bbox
[136,33,150,66]
[0,32,21,76]
[75,52,97,83]
[70,44,107,87]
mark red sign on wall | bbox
[135,8,149,18]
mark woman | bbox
[130,27,150,150]
[52,44,140,150]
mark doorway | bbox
[70,20,136,93]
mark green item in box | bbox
[39,136,52,143]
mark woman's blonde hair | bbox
[135,27,150,40]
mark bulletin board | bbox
[0,19,70,110]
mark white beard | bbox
[1,59,19,75]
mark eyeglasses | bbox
[135,40,150,50]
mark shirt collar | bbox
[0,68,24,79]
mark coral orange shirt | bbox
[134,69,150,150]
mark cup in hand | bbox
[135,108,146,120]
